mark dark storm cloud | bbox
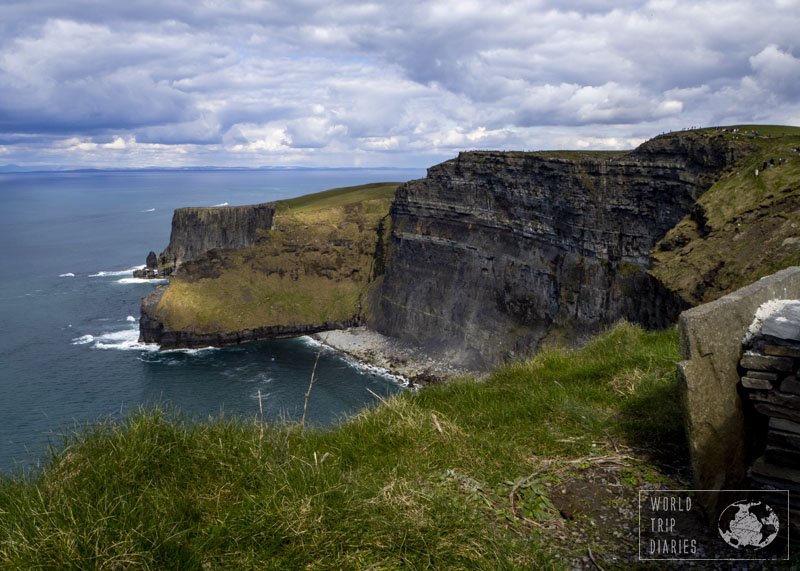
[0,0,798,167]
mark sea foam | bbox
[116,277,168,284]
[59,272,75,278]
[89,265,145,278]
[71,335,95,345]
[92,328,159,352]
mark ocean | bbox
[0,168,425,475]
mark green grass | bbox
[276,182,401,213]
[651,124,800,303]
[0,322,683,569]
[157,183,398,333]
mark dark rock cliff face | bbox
[159,203,275,270]
[368,132,747,369]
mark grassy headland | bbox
[0,323,684,569]
[651,125,800,303]
[154,183,399,333]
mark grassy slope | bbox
[0,323,684,569]
[155,183,399,333]
[651,125,800,303]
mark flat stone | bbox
[768,429,800,450]
[751,454,800,483]
[762,303,800,341]
[749,473,800,500]
[765,344,800,358]
[748,390,800,408]
[741,376,773,390]
[739,351,794,372]
[746,370,780,381]
[755,402,800,423]
[766,445,800,469]
[770,416,800,434]
[781,376,800,395]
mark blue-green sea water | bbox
[0,169,424,474]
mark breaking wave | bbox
[89,266,145,278]
[116,277,168,284]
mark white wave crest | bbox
[116,277,168,284]
[141,208,156,212]
[161,346,219,356]
[59,272,75,278]
[126,315,136,322]
[89,265,145,278]
[92,328,159,352]
[297,335,326,349]
[71,334,95,345]
[212,202,229,207]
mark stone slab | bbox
[751,454,800,484]
[739,351,794,372]
[746,370,780,381]
[741,376,773,390]
[765,446,800,469]
[761,302,800,341]
[754,402,800,423]
[770,416,800,434]
[768,429,800,451]
[765,344,800,358]
[780,376,800,395]
[678,266,800,518]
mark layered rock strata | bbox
[369,132,746,369]
[740,301,800,523]
[160,203,275,270]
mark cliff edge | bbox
[367,129,763,369]
[138,126,800,372]
[139,183,398,348]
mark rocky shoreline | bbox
[312,326,481,386]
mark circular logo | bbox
[718,500,780,550]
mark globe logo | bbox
[718,500,780,550]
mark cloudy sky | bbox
[1,0,798,169]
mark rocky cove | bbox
[137,127,800,378]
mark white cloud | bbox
[0,1,797,168]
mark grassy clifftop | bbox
[153,183,398,334]
[651,125,800,304]
[0,323,685,568]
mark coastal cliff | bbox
[161,203,275,270]
[139,183,398,348]
[138,126,800,371]
[367,131,751,369]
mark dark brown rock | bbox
[146,250,158,270]
[765,344,800,358]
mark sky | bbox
[0,0,798,169]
